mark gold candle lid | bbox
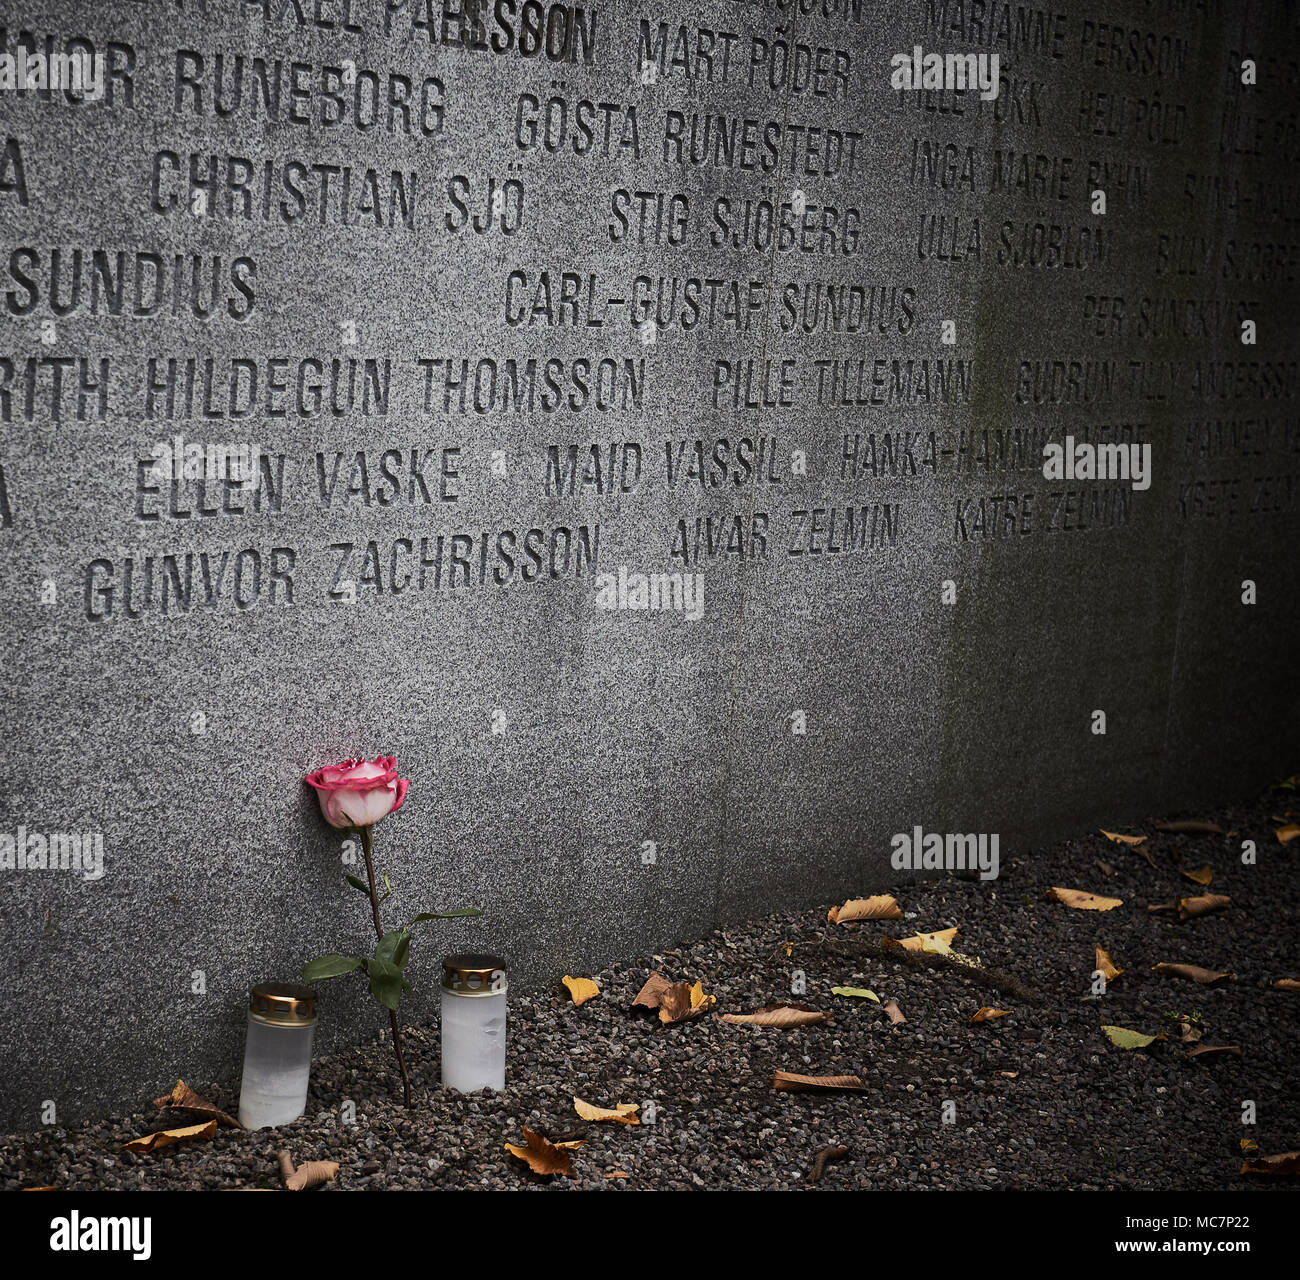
[441,953,507,995]
[250,982,317,1024]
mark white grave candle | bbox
[440,954,507,1092]
[237,982,317,1129]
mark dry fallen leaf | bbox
[884,927,959,953]
[1095,947,1124,983]
[807,1145,850,1183]
[1241,1152,1300,1176]
[152,1079,242,1129]
[1155,819,1225,835]
[1241,1138,1259,1154]
[1151,963,1235,985]
[772,1071,866,1092]
[1275,824,1300,846]
[1176,893,1231,921]
[573,1097,640,1125]
[504,1127,584,1177]
[827,894,903,924]
[969,1007,1010,1023]
[278,1151,339,1191]
[561,975,600,1007]
[1187,1044,1241,1058]
[1046,887,1123,911]
[122,1120,217,1153]
[632,971,715,1024]
[995,1070,1019,1079]
[632,971,675,1010]
[659,979,715,1024]
[1102,1025,1164,1050]
[719,1003,831,1028]
[1179,1021,1202,1043]
[882,999,907,1026]
[1180,865,1214,886]
[1271,978,1300,992]
[831,986,880,1002]
[604,1171,631,1180]
[1099,830,1156,867]
[1096,861,1117,877]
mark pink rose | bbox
[306,756,410,830]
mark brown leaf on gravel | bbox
[632,971,714,1024]
[152,1079,242,1129]
[122,1120,217,1153]
[995,1070,1019,1078]
[632,971,675,1010]
[1046,887,1124,911]
[504,1127,584,1177]
[604,1171,631,1180]
[573,1097,640,1125]
[719,1003,831,1028]
[807,1145,851,1183]
[1096,861,1117,877]
[1099,830,1156,867]
[1241,1152,1300,1176]
[882,999,907,1026]
[1241,1138,1259,1154]
[827,894,903,924]
[1180,865,1214,886]
[1155,819,1225,835]
[883,927,959,953]
[1095,947,1124,983]
[1175,893,1231,921]
[1276,824,1300,845]
[1187,1044,1241,1058]
[1271,978,1300,992]
[1152,963,1235,985]
[969,1007,1010,1023]
[1179,1021,1202,1043]
[562,975,600,1007]
[657,980,715,1025]
[772,1072,867,1093]
[278,1151,339,1191]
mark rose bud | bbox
[306,756,410,830]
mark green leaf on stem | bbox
[373,929,411,970]
[366,957,405,1011]
[303,955,365,981]
[345,875,370,895]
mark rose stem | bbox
[358,824,413,1108]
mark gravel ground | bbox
[4,787,1298,1191]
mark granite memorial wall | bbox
[1,0,1298,1126]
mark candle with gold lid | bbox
[238,981,317,1129]
[440,954,506,1092]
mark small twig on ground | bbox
[277,1151,296,1186]
[808,1145,851,1183]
